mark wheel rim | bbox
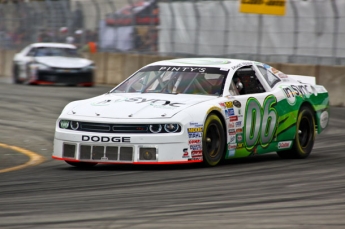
[298,117,311,148]
[205,122,221,158]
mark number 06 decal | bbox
[244,95,278,151]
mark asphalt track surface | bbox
[0,80,344,229]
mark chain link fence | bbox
[0,0,345,66]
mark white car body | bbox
[13,43,94,86]
[52,58,329,167]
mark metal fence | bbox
[0,0,345,66]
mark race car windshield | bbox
[111,65,228,95]
[33,47,80,57]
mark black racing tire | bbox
[12,63,22,84]
[65,161,98,168]
[202,114,226,166]
[277,106,315,159]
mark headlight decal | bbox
[164,124,179,133]
[60,120,69,129]
[58,121,181,133]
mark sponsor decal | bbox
[189,132,203,138]
[158,66,206,73]
[231,63,243,70]
[233,100,241,108]
[224,101,233,108]
[237,134,243,142]
[189,122,203,127]
[191,150,203,157]
[236,128,243,133]
[235,121,242,128]
[190,145,202,150]
[219,102,225,107]
[110,96,185,108]
[229,135,236,143]
[270,67,280,74]
[188,156,203,161]
[225,108,235,117]
[242,62,252,66]
[101,157,108,160]
[188,127,203,133]
[182,148,189,158]
[278,141,292,149]
[228,144,237,150]
[277,72,288,78]
[230,116,238,122]
[228,122,235,128]
[227,149,235,157]
[228,129,236,134]
[231,62,253,70]
[91,99,112,106]
[320,111,329,129]
[82,135,130,143]
[189,139,201,144]
[282,85,312,105]
[237,143,244,149]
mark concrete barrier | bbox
[279,63,318,83]
[92,52,108,85]
[105,53,125,86]
[0,50,344,106]
[318,65,345,107]
[123,54,142,81]
[3,50,17,78]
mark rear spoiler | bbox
[288,75,316,85]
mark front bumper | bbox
[52,129,203,164]
[30,68,93,86]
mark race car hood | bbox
[35,56,92,68]
[66,93,215,119]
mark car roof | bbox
[30,42,76,49]
[148,58,255,69]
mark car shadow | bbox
[58,153,290,171]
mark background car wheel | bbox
[65,161,98,168]
[12,64,22,84]
[277,105,315,159]
[202,114,225,166]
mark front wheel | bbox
[65,161,98,168]
[202,114,225,166]
[12,64,22,84]
[277,106,315,159]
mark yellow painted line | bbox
[0,143,46,173]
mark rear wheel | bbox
[65,161,98,168]
[202,114,225,166]
[277,106,315,159]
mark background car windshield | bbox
[112,65,228,95]
[34,47,79,57]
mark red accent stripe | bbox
[78,82,94,87]
[29,80,54,85]
[52,155,202,164]
[28,80,93,86]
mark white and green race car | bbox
[52,58,329,167]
